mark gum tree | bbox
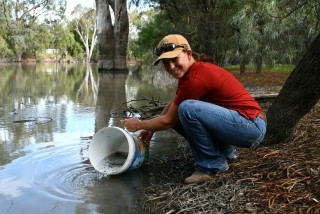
[265,33,320,144]
[95,0,129,71]
[2,0,66,61]
[263,0,320,144]
[71,4,97,62]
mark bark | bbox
[74,21,97,62]
[95,0,129,72]
[239,52,246,75]
[95,0,114,69]
[264,33,320,144]
[255,53,262,75]
[114,0,129,70]
[236,32,246,75]
[240,60,246,75]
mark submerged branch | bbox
[13,117,53,124]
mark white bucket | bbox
[89,126,148,175]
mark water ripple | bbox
[0,141,101,203]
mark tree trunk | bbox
[95,0,114,70]
[240,56,246,75]
[255,53,262,75]
[95,0,129,72]
[236,32,246,75]
[114,0,129,70]
[264,33,320,145]
[240,60,246,75]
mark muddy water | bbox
[0,63,180,213]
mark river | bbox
[0,63,180,213]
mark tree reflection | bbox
[76,63,98,103]
[0,63,98,165]
[95,72,127,132]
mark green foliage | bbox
[131,0,319,72]
[224,64,294,73]
[0,0,95,61]
[133,0,244,65]
[1,0,69,59]
[69,4,97,62]
[130,10,174,63]
[68,41,85,59]
[266,64,295,73]
[0,0,319,68]
[0,36,13,57]
[35,53,48,62]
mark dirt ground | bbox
[136,71,320,214]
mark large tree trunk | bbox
[95,0,128,72]
[95,0,114,69]
[264,33,320,145]
[114,0,129,70]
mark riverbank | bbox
[136,71,320,213]
[0,56,86,64]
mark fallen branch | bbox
[253,93,278,101]
[112,94,278,119]
[13,117,53,124]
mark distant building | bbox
[45,49,58,54]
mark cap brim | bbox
[153,48,184,66]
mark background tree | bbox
[47,21,85,62]
[265,33,320,144]
[24,23,52,59]
[0,36,13,57]
[265,0,319,64]
[130,0,319,73]
[71,4,97,62]
[2,0,67,61]
[262,0,320,144]
[0,3,13,57]
[51,21,68,61]
[130,9,173,64]
[149,0,239,66]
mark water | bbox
[0,63,180,213]
[97,152,128,174]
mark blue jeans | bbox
[176,100,267,175]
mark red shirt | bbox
[173,61,261,119]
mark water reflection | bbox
[0,63,180,213]
[0,63,96,160]
[76,63,98,103]
[95,72,128,131]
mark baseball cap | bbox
[154,34,191,65]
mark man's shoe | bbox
[184,170,215,184]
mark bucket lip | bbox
[89,126,136,175]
